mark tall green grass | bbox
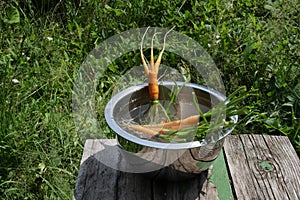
[0,0,299,198]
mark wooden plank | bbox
[75,139,233,199]
[74,139,153,200]
[209,150,234,200]
[224,134,300,200]
[151,169,210,200]
[263,135,300,199]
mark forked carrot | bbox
[136,27,204,139]
[140,27,175,100]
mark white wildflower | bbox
[205,24,211,29]
[208,43,211,47]
[12,79,19,83]
[47,37,53,41]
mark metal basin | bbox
[105,82,237,180]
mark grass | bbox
[0,0,299,199]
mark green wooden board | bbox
[210,150,234,200]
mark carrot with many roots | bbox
[131,26,207,140]
[138,27,175,125]
[140,26,174,101]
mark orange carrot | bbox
[148,72,159,100]
[140,27,174,100]
[128,125,158,137]
[144,115,200,129]
[129,125,171,135]
[127,115,200,139]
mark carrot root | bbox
[128,115,201,138]
[128,125,158,137]
[144,115,200,129]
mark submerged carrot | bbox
[128,114,201,137]
[128,125,158,137]
[144,115,200,129]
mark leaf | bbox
[104,4,113,11]
[293,84,300,100]
[104,4,125,16]
[264,5,274,11]
[243,41,256,57]
[108,64,118,73]
[282,102,293,107]
[5,6,20,24]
